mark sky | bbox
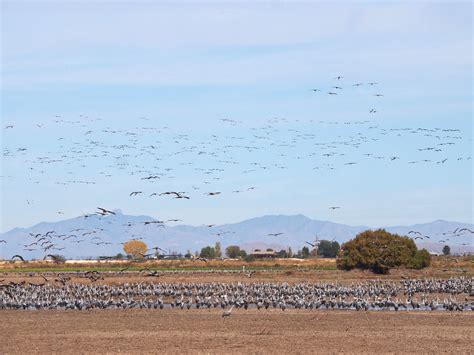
[1,1,473,232]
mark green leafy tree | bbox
[226,245,242,258]
[317,240,341,258]
[215,241,222,258]
[442,245,450,256]
[301,246,310,258]
[200,246,216,259]
[277,249,288,258]
[337,229,430,274]
[287,247,293,258]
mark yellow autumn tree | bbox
[123,240,148,259]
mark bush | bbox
[408,249,432,269]
[337,229,430,274]
[244,254,255,262]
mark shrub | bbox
[244,254,255,262]
[408,249,432,269]
[337,229,429,274]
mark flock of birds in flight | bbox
[1,75,472,259]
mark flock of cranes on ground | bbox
[1,276,472,314]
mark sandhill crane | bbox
[96,207,116,215]
[222,305,234,317]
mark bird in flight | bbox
[143,220,164,225]
[159,191,190,199]
[329,206,340,210]
[267,233,283,236]
[129,191,142,196]
[96,207,116,215]
[206,192,221,196]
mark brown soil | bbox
[1,309,472,354]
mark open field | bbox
[2,257,472,353]
[0,256,472,280]
[1,309,473,353]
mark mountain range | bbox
[0,211,472,259]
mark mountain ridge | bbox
[0,212,472,259]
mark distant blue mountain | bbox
[0,212,472,259]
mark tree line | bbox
[120,229,432,274]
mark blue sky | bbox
[1,1,472,232]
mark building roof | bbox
[250,249,276,256]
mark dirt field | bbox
[2,258,472,353]
[1,309,472,354]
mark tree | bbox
[301,246,310,259]
[337,229,431,274]
[226,245,242,258]
[123,240,148,259]
[200,246,216,259]
[215,241,222,258]
[287,247,293,258]
[442,245,451,256]
[317,240,340,258]
[277,249,288,258]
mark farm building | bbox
[249,249,277,258]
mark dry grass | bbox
[0,257,337,271]
[0,256,472,282]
